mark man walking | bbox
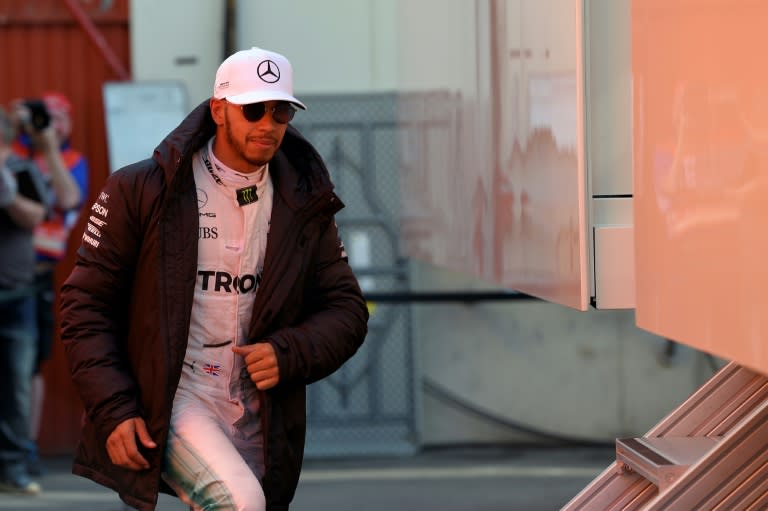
[60,47,368,511]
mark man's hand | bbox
[28,124,59,154]
[105,417,157,471]
[232,342,280,390]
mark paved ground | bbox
[0,445,616,511]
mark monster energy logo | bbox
[236,185,258,206]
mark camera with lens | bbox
[22,99,51,132]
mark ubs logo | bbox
[257,60,280,83]
[199,226,218,239]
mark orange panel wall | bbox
[0,0,131,453]
[633,0,768,374]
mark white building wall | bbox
[130,0,225,108]
[235,0,399,93]
[234,0,492,96]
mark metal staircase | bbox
[562,361,768,510]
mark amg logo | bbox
[199,227,218,239]
[198,270,263,294]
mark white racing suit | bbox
[162,137,272,511]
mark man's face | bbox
[210,98,290,172]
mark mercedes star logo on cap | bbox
[257,60,280,83]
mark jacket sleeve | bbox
[59,164,155,442]
[268,218,369,385]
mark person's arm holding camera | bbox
[34,125,80,209]
[12,101,81,210]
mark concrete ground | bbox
[0,445,616,511]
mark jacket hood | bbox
[152,100,215,184]
[152,99,335,210]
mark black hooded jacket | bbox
[59,100,368,511]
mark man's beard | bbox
[224,109,270,168]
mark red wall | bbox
[0,0,131,454]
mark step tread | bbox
[615,436,721,489]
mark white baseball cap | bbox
[213,47,306,109]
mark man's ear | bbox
[210,98,226,125]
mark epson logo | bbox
[91,202,108,218]
[198,270,263,294]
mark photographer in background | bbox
[10,92,88,476]
[0,106,49,495]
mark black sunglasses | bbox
[235,101,296,124]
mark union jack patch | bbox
[202,363,222,376]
